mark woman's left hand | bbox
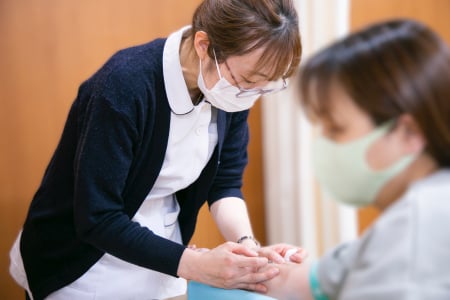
[257,244,308,264]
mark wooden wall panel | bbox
[0,1,266,298]
[352,0,450,42]
[351,0,450,234]
[190,102,267,248]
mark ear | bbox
[395,114,427,155]
[194,31,210,60]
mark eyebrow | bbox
[242,70,269,81]
[225,59,269,83]
[253,70,269,78]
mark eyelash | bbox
[243,78,256,84]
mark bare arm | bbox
[209,197,257,247]
[210,197,304,264]
[263,261,313,300]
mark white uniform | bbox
[317,169,450,299]
[10,26,218,300]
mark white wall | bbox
[262,0,357,259]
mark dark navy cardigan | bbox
[20,38,250,300]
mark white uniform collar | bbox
[163,26,195,115]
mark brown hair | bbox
[189,0,301,80]
[299,19,450,167]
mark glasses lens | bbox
[265,78,288,90]
[236,78,288,98]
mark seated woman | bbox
[263,19,450,300]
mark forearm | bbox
[80,216,186,276]
[210,197,258,247]
[265,261,313,300]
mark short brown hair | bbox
[189,0,301,80]
[299,19,450,167]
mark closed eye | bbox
[322,125,346,139]
[240,75,257,85]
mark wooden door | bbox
[351,0,450,234]
[0,1,266,298]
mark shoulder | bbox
[394,169,450,247]
[406,169,450,271]
[371,169,450,238]
[92,38,167,95]
[362,170,450,258]
[110,38,167,74]
[339,169,450,295]
[409,169,450,208]
[77,39,168,121]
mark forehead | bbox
[309,79,372,128]
[225,47,275,79]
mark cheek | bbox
[366,135,405,170]
[201,60,219,89]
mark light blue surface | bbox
[187,281,277,300]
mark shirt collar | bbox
[163,26,195,115]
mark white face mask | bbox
[197,57,260,112]
[312,122,417,207]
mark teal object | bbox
[187,281,277,300]
[309,261,329,300]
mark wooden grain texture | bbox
[0,1,264,297]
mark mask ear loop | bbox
[212,48,224,79]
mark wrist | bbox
[177,248,201,280]
[236,235,260,248]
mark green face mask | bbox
[312,122,416,207]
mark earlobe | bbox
[397,114,426,154]
[194,31,210,60]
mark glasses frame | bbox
[212,49,288,98]
[223,60,288,98]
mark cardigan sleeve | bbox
[73,84,185,277]
[207,109,250,204]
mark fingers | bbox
[237,283,268,294]
[288,247,308,263]
[218,265,279,292]
[232,266,280,293]
[258,244,309,264]
[257,247,284,263]
[264,243,292,255]
[245,265,280,283]
[233,253,269,269]
[225,242,270,268]
[199,243,278,290]
[228,242,259,257]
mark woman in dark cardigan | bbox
[10,0,303,299]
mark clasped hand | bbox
[179,242,306,293]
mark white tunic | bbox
[10,26,218,300]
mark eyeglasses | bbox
[213,49,288,98]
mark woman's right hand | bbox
[177,241,280,293]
